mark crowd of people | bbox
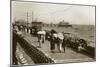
[37,29,65,53]
[13,25,88,53]
[36,28,89,53]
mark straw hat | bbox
[57,33,64,40]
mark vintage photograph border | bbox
[10,0,96,66]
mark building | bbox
[31,21,43,27]
[14,20,27,27]
[58,20,72,27]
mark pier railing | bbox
[13,32,54,64]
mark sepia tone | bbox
[11,0,96,66]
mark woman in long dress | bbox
[37,30,46,48]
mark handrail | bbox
[13,32,54,64]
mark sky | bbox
[12,1,95,25]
